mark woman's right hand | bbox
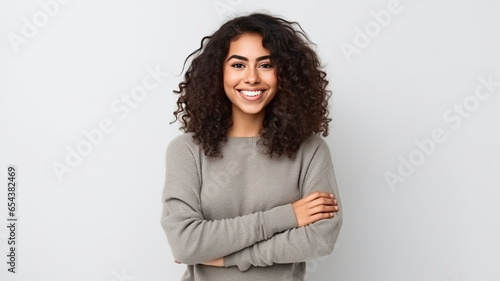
[292,191,338,227]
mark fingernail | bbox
[335,206,339,210]
[330,193,334,198]
[174,259,181,264]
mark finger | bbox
[308,197,336,208]
[309,212,334,224]
[309,204,338,215]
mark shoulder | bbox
[297,135,336,188]
[166,133,201,159]
[167,132,196,147]
[294,135,334,170]
[299,134,331,156]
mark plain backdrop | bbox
[1,0,499,280]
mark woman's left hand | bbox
[200,257,224,267]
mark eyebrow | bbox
[226,55,271,62]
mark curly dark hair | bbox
[172,12,331,158]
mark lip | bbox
[237,89,266,101]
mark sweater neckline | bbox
[226,135,260,145]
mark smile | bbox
[238,90,264,97]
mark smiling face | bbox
[223,33,278,126]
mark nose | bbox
[245,67,260,84]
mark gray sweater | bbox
[161,133,342,280]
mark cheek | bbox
[223,73,236,98]
[265,72,278,89]
[223,71,239,88]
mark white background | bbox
[1,0,499,280]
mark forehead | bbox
[226,33,270,58]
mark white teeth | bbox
[239,90,263,97]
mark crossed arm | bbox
[200,191,339,268]
[161,138,342,271]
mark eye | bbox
[259,63,273,69]
[231,63,245,68]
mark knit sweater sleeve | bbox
[160,135,298,265]
[223,139,343,271]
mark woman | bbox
[161,12,342,280]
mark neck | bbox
[227,107,265,137]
